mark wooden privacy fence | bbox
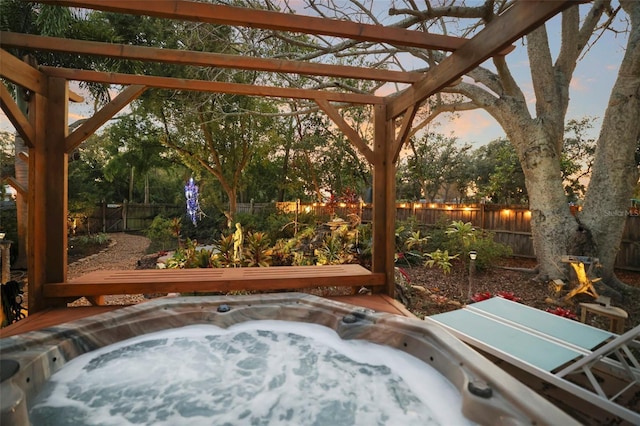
[72,201,639,271]
[281,201,640,272]
[70,201,183,234]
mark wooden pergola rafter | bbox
[0,0,580,314]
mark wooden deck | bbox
[0,264,409,338]
[0,305,127,338]
[44,265,385,297]
[0,294,415,338]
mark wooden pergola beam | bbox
[0,48,47,95]
[3,176,27,198]
[68,90,83,103]
[36,0,507,53]
[371,104,396,297]
[41,66,384,105]
[392,105,418,163]
[0,32,423,85]
[64,85,147,153]
[0,82,35,148]
[314,99,374,164]
[387,0,580,119]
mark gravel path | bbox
[68,232,152,306]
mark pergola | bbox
[0,0,578,316]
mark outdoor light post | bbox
[468,251,477,302]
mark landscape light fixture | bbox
[469,251,477,260]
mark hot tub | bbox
[0,293,577,425]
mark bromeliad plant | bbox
[164,215,364,270]
[212,234,235,267]
[243,232,272,267]
[315,233,355,265]
[546,306,578,320]
[165,238,214,269]
[470,291,521,303]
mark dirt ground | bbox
[67,232,152,306]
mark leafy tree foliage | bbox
[472,139,528,204]
[101,116,179,203]
[68,120,187,209]
[399,132,472,203]
[0,131,14,181]
[561,118,597,203]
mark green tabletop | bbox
[430,308,583,372]
[467,297,613,350]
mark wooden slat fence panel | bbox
[617,216,639,270]
[75,202,184,234]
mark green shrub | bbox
[440,220,512,271]
[395,218,429,266]
[467,232,513,270]
[145,216,176,251]
[68,233,110,258]
[265,211,297,241]
[445,220,477,250]
[315,234,354,265]
[165,238,214,269]
[423,217,450,253]
[180,212,226,244]
[424,249,458,274]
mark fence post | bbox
[295,199,300,235]
[101,200,106,233]
[122,199,128,232]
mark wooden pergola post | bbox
[372,104,396,297]
[28,76,69,313]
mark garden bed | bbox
[401,257,640,333]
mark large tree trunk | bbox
[579,0,640,291]
[226,188,237,228]
[506,122,576,281]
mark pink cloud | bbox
[570,76,595,92]
[436,110,503,145]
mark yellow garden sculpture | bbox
[233,223,243,264]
